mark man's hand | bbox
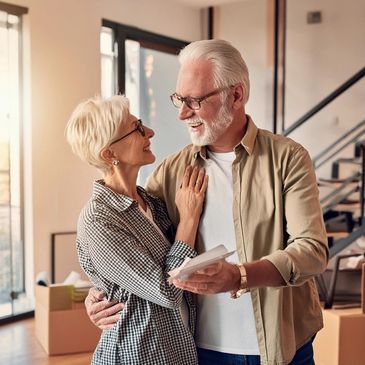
[173,260,240,295]
[85,287,124,330]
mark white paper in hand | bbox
[168,244,235,283]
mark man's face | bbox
[175,59,233,146]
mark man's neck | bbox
[208,114,248,153]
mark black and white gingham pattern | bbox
[77,180,198,365]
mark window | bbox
[0,3,29,320]
[100,21,191,185]
[100,26,118,98]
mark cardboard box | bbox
[35,285,101,355]
[313,307,365,365]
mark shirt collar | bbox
[239,114,258,156]
[92,180,149,212]
[192,114,258,159]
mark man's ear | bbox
[232,84,245,110]
[100,147,115,164]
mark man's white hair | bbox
[178,39,250,104]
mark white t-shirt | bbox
[195,150,259,355]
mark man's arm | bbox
[173,259,285,294]
[85,288,124,330]
[174,146,327,295]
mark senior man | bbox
[85,39,328,365]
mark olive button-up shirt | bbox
[145,116,328,365]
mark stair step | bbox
[332,204,360,216]
[332,159,362,179]
[334,157,361,165]
[326,231,349,239]
[319,177,360,185]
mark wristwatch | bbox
[230,264,249,299]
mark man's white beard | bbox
[187,103,234,146]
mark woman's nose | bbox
[145,126,155,138]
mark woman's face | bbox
[109,114,155,168]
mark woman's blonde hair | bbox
[65,95,130,174]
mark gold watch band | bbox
[230,264,249,299]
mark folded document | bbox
[168,244,235,283]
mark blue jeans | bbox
[197,338,315,365]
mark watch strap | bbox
[230,264,249,299]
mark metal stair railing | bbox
[320,173,361,214]
[283,66,365,137]
[313,119,365,169]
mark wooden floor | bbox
[0,318,93,365]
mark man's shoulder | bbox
[161,143,196,166]
[145,144,196,198]
[256,127,304,155]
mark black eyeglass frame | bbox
[170,86,233,110]
[109,119,145,146]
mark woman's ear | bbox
[100,147,115,164]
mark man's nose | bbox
[178,102,194,121]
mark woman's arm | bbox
[83,166,208,310]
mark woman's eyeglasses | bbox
[109,119,145,146]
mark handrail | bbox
[312,119,365,167]
[321,184,359,215]
[329,222,365,258]
[320,172,360,205]
[314,126,365,169]
[283,66,365,136]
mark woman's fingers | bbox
[179,165,208,193]
[200,174,209,193]
[188,166,199,189]
[181,165,192,188]
[193,168,205,191]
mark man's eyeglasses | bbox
[109,119,145,146]
[170,86,232,110]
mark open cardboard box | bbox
[313,307,365,365]
[313,263,365,365]
[35,284,101,355]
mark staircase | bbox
[316,141,365,309]
[282,66,365,309]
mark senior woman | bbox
[65,95,208,365]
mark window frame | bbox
[0,1,28,323]
[102,20,189,94]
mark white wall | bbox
[215,0,273,131]
[285,0,365,177]
[9,0,201,289]
[216,0,365,178]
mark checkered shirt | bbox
[76,180,198,365]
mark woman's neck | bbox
[104,168,146,210]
